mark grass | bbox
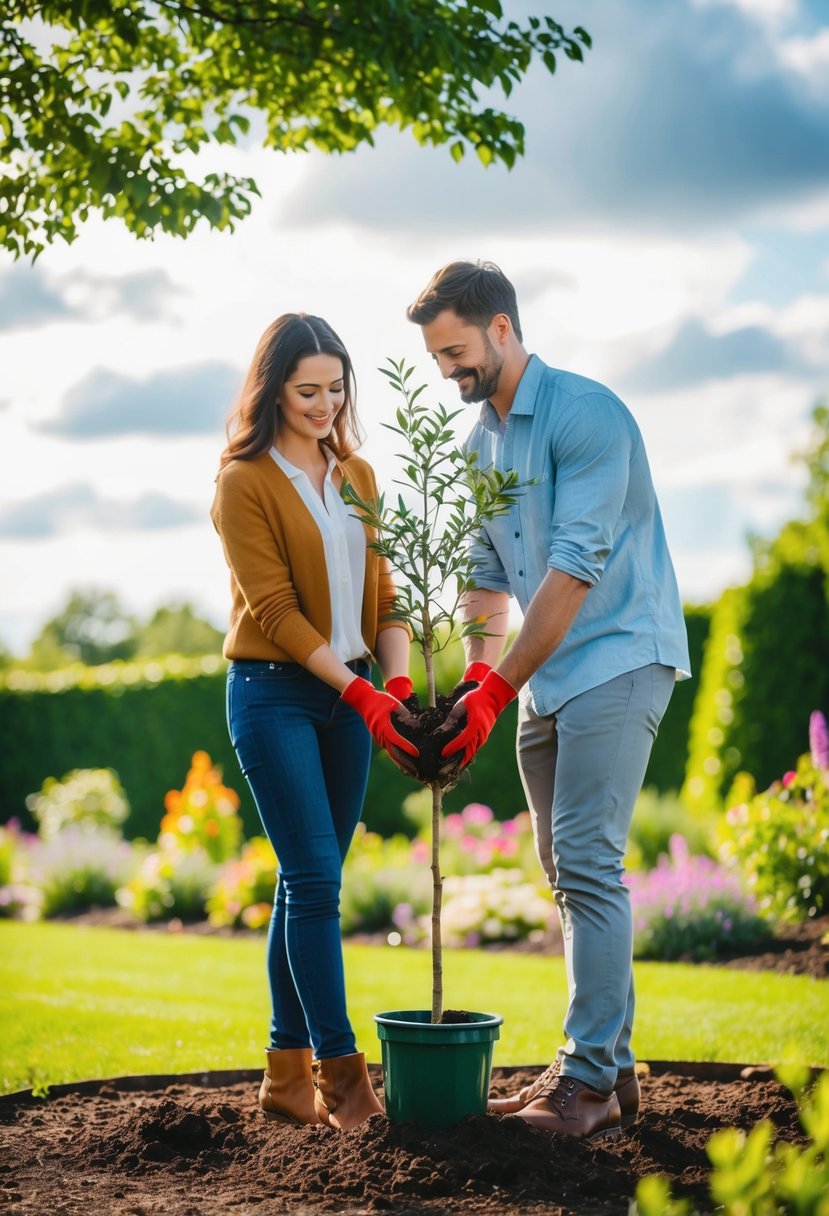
[2,920,827,1095]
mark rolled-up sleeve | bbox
[468,521,512,594]
[547,394,632,587]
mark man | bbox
[407,261,690,1141]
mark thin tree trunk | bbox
[422,625,443,1023]
[430,777,443,1024]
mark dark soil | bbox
[0,1064,806,1216]
[392,682,476,786]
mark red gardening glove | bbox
[438,670,517,768]
[341,677,419,759]
[384,675,414,702]
[462,661,492,686]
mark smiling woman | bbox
[209,312,415,1132]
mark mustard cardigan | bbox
[211,450,407,664]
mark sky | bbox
[1,0,828,655]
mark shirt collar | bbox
[269,445,337,482]
[477,353,544,433]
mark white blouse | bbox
[269,447,368,663]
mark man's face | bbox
[420,309,504,404]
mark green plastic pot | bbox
[374,1009,503,1127]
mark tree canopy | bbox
[25,588,224,668]
[1,1,591,258]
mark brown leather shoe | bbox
[514,1074,622,1140]
[488,1063,558,1115]
[259,1047,321,1125]
[314,1051,384,1131]
[614,1069,640,1129]
[490,1064,640,1128]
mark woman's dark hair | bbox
[220,313,361,467]
[406,260,523,342]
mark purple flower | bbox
[809,710,829,770]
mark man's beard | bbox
[452,336,503,403]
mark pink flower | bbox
[410,839,429,863]
[443,814,465,838]
[462,803,494,825]
[809,710,829,770]
[782,771,797,788]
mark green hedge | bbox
[641,604,710,794]
[1,608,704,842]
[683,561,829,814]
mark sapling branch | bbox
[343,358,527,1024]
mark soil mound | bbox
[0,1066,805,1216]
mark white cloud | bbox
[779,27,829,82]
[0,0,827,651]
[692,0,797,31]
[0,484,202,538]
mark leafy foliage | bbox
[344,358,531,1021]
[25,766,129,839]
[30,824,138,918]
[206,835,277,930]
[1,2,591,257]
[634,1067,829,1216]
[720,735,829,923]
[27,589,137,669]
[683,403,829,813]
[117,843,217,922]
[23,589,223,670]
[344,359,524,697]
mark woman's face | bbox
[276,353,345,445]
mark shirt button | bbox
[518,570,524,577]
[514,531,520,538]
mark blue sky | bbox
[0,0,827,653]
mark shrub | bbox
[625,835,767,962]
[0,820,39,920]
[25,768,129,839]
[160,751,242,864]
[634,1066,829,1216]
[720,718,829,923]
[341,826,431,935]
[683,564,829,814]
[395,867,555,949]
[0,819,21,886]
[626,787,714,872]
[206,836,278,930]
[29,825,139,918]
[403,793,540,877]
[116,845,217,922]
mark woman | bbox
[211,313,416,1131]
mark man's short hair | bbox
[407,260,523,342]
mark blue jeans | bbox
[517,664,676,1093]
[226,658,372,1058]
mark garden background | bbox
[2,0,828,1113]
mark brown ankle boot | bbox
[259,1047,321,1125]
[313,1051,384,1130]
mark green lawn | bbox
[2,920,827,1094]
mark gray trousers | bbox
[517,663,676,1093]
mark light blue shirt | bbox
[466,354,690,715]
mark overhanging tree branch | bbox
[0,2,591,258]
